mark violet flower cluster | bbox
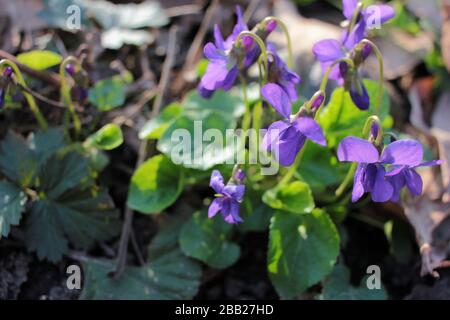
[199,6,276,98]
[312,0,395,110]
[337,124,442,202]
[201,2,441,224]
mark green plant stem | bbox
[240,75,251,133]
[315,57,354,119]
[348,2,363,36]
[361,39,384,117]
[236,31,268,82]
[239,74,251,162]
[278,144,306,186]
[261,17,293,68]
[0,59,48,130]
[59,56,81,139]
[335,162,356,197]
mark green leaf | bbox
[298,143,348,192]
[0,131,38,187]
[38,151,89,199]
[318,79,392,148]
[268,209,340,298]
[83,0,168,29]
[0,180,26,238]
[157,112,238,170]
[16,50,62,70]
[148,216,188,260]
[86,124,123,150]
[239,188,273,232]
[30,128,66,165]
[80,249,201,300]
[321,263,387,300]
[179,211,240,269]
[25,190,119,262]
[88,76,126,111]
[127,155,184,214]
[184,88,245,118]
[263,181,314,214]
[139,103,183,140]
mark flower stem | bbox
[361,39,384,116]
[236,31,268,82]
[335,162,356,197]
[59,56,82,139]
[315,57,354,119]
[0,59,48,130]
[240,74,251,133]
[261,17,293,68]
[239,74,251,162]
[347,2,363,36]
[278,144,306,186]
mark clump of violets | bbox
[198,6,276,98]
[262,88,326,166]
[208,169,246,224]
[312,0,395,110]
[0,67,13,107]
[337,122,441,202]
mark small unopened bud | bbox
[266,20,277,33]
[234,169,246,183]
[241,36,254,50]
[361,43,372,60]
[370,121,380,140]
[3,67,12,77]
[65,63,76,76]
[339,61,348,78]
[310,92,325,110]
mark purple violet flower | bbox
[342,0,395,45]
[261,84,326,166]
[199,6,249,98]
[337,137,441,202]
[263,43,301,102]
[312,1,395,110]
[208,170,245,224]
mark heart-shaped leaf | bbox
[263,181,315,214]
[268,209,340,298]
[127,155,184,214]
[179,211,240,269]
[86,124,123,150]
[80,249,201,300]
[16,50,62,70]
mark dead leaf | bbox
[401,91,450,277]
[402,196,450,277]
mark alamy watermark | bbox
[169,121,280,175]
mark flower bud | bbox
[3,67,12,77]
[266,20,277,33]
[65,63,76,76]
[370,121,380,140]
[234,168,246,183]
[350,79,370,110]
[310,91,325,110]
